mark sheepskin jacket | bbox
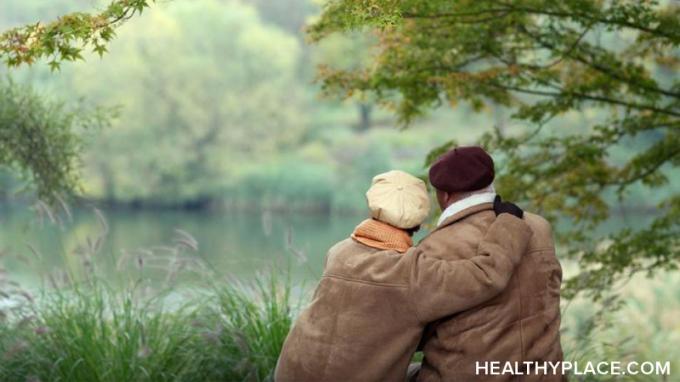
[416,203,564,382]
[275,213,532,382]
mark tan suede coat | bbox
[275,214,532,382]
[416,204,564,382]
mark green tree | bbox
[310,0,680,299]
[57,0,306,205]
[312,31,378,131]
[0,79,107,200]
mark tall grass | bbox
[0,275,294,382]
[196,275,294,381]
[1,283,197,381]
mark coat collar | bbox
[436,192,496,226]
[433,203,494,233]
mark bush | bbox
[232,158,335,212]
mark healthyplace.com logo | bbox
[476,361,671,377]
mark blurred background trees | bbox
[64,0,307,206]
[1,0,468,212]
[0,79,107,201]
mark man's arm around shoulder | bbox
[408,213,533,324]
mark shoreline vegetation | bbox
[0,274,294,382]
[0,209,677,382]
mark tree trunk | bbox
[356,102,373,131]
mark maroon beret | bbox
[428,146,495,192]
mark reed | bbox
[0,275,294,382]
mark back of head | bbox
[428,146,495,193]
[365,170,431,229]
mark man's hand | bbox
[493,195,524,219]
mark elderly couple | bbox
[275,146,564,381]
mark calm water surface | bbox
[0,205,368,288]
[0,204,649,290]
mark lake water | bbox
[0,203,651,290]
[0,205,367,288]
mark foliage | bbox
[310,0,680,300]
[0,79,108,201]
[0,215,294,382]
[0,0,154,70]
[312,30,379,130]
[234,158,336,211]
[52,0,307,205]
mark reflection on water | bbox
[0,204,650,290]
[0,205,367,288]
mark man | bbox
[275,170,532,382]
[413,146,564,381]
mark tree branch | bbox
[516,25,680,100]
[613,147,680,187]
[489,83,680,118]
[403,4,680,41]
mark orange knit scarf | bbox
[351,219,413,253]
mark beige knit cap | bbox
[366,170,431,229]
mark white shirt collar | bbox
[437,192,496,226]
